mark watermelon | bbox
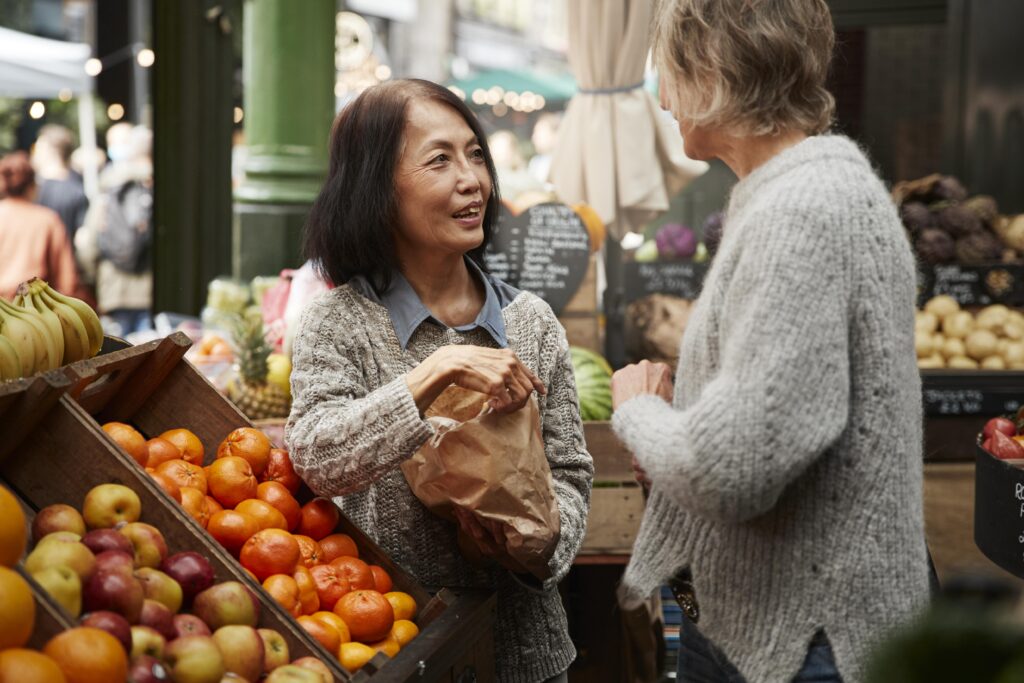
[570,346,613,421]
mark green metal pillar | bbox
[233,0,336,279]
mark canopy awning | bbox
[0,26,92,98]
[450,68,577,103]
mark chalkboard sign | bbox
[974,443,1024,579]
[623,261,708,304]
[918,264,1024,307]
[483,203,591,315]
[921,370,1024,416]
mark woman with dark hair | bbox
[0,151,79,299]
[286,79,592,682]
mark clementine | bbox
[144,437,181,469]
[102,422,147,466]
[43,627,128,683]
[338,642,377,673]
[0,648,67,683]
[217,427,272,477]
[262,448,302,493]
[310,611,351,644]
[296,615,341,654]
[149,470,182,503]
[0,566,35,649]
[309,564,351,611]
[0,484,27,567]
[330,556,374,591]
[207,456,258,508]
[235,499,288,531]
[239,528,301,581]
[369,565,393,593]
[204,495,224,517]
[293,535,324,568]
[207,509,259,554]
[298,498,339,541]
[384,591,418,621]
[179,486,210,528]
[293,565,320,615]
[263,574,302,617]
[255,481,301,531]
[318,533,358,562]
[390,619,419,647]
[333,590,393,643]
[158,428,205,465]
[155,459,207,495]
[368,635,400,657]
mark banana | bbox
[0,334,22,380]
[39,281,103,358]
[0,298,59,371]
[36,287,90,364]
[14,284,64,368]
[0,308,38,376]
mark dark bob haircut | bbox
[303,78,501,290]
[0,151,35,198]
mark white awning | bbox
[0,26,92,98]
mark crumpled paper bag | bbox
[400,385,561,580]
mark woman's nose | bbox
[456,160,481,192]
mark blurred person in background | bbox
[32,124,89,241]
[488,129,540,200]
[0,151,79,298]
[75,125,154,337]
[527,112,562,186]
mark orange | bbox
[256,481,301,531]
[43,627,127,683]
[384,591,418,621]
[180,487,210,527]
[298,498,340,541]
[204,495,224,517]
[158,428,205,465]
[102,422,147,466]
[0,484,27,567]
[309,564,351,611]
[370,565,392,594]
[263,574,302,617]
[0,566,35,649]
[310,611,350,644]
[572,202,607,253]
[239,528,301,581]
[262,448,302,493]
[390,619,419,647]
[155,459,207,495]
[294,535,324,568]
[318,533,358,562]
[368,635,400,657]
[144,437,181,469]
[296,615,341,654]
[293,565,320,615]
[235,499,287,531]
[0,648,67,682]
[207,456,258,508]
[330,556,374,591]
[207,509,259,555]
[149,470,182,503]
[338,642,377,673]
[217,427,272,477]
[333,590,394,643]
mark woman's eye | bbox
[470,148,485,159]
[431,154,449,164]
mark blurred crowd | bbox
[0,122,154,337]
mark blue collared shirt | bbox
[348,259,520,350]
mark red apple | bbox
[24,536,96,582]
[161,552,215,601]
[140,599,177,640]
[212,625,265,681]
[983,417,1018,440]
[128,654,172,683]
[258,628,290,672]
[82,483,142,529]
[82,528,134,556]
[131,624,167,660]
[93,549,136,576]
[990,430,1024,461]
[31,503,86,542]
[119,522,168,568]
[265,665,325,682]
[135,567,184,613]
[164,635,226,683]
[83,568,144,622]
[80,610,132,651]
[291,657,333,682]
[173,613,213,640]
[193,581,260,630]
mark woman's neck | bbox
[398,252,483,327]
[718,129,808,179]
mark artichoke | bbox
[932,175,968,203]
[935,204,983,238]
[955,232,1003,264]
[963,195,1000,227]
[899,201,933,235]
[655,223,698,260]
[915,228,956,265]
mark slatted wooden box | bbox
[579,422,644,557]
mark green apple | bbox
[258,628,290,672]
[32,565,82,617]
[82,484,141,529]
[135,567,183,613]
[164,635,226,683]
[130,625,167,660]
[213,625,265,682]
[24,536,95,582]
[265,665,325,682]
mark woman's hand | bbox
[611,359,674,410]
[632,455,652,491]
[453,508,530,573]
[406,345,546,415]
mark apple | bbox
[173,613,212,639]
[131,624,167,660]
[24,536,96,582]
[31,503,86,542]
[119,522,168,568]
[83,568,144,622]
[80,610,132,651]
[93,549,136,576]
[164,635,226,683]
[82,528,134,556]
[265,666,325,683]
[193,581,260,630]
[258,628,290,672]
[220,675,249,682]
[291,657,333,682]
[983,417,1017,440]
[135,567,184,613]
[213,625,265,682]
[140,598,177,640]
[161,552,215,601]
[128,654,172,683]
[990,430,1024,461]
[82,483,142,529]
[32,565,82,617]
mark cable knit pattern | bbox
[612,135,930,683]
[286,286,593,683]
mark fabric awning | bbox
[450,68,577,103]
[0,26,92,98]
[548,0,708,239]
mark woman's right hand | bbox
[406,345,546,415]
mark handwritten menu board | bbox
[623,261,708,303]
[973,444,1024,579]
[918,264,1024,307]
[484,203,590,315]
[921,370,1024,416]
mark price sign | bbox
[623,261,708,303]
[918,264,1024,307]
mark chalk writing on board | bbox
[624,261,708,303]
[930,265,985,306]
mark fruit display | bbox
[570,346,613,421]
[225,315,292,420]
[0,277,103,380]
[916,296,1024,369]
[978,412,1024,462]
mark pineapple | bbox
[226,315,291,420]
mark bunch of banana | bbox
[0,278,103,381]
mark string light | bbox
[136,48,155,68]
[85,58,102,76]
[58,89,72,102]
[233,107,244,124]
[107,103,125,121]
[29,101,45,119]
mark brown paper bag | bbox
[400,385,561,580]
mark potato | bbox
[924,295,960,320]
[981,355,1007,370]
[941,337,967,359]
[1004,341,1024,366]
[917,354,945,369]
[914,331,934,358]
[976,305,1010,331]
[915,311,940,334]
[966,329,999,360]
[948,355,979,369]
[942,310,974,339]
[1003,320,1024,341]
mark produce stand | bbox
[0,334,497,682]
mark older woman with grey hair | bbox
[611,1,930,681]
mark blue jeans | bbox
[677,615,842,682]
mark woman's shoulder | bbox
[297,284,388,338]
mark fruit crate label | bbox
[484,203,591,316]
[973,444,1024,580]
[918,264,1024,307]
[920,370,1024,416]
[624,261,708,303]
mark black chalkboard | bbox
[918,264,1024,307]
[974,443,1024,579]
[483,203,591,315]
[921,370,1024,416]
[623,261,708,304]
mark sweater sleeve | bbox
[613,208,851,523]
[285,295,434,497]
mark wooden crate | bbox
[54,333,496,682]
[579,422,644,557]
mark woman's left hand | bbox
[611,359,674,410]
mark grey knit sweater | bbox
[286,286,593,683]
[613,135,930,683]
